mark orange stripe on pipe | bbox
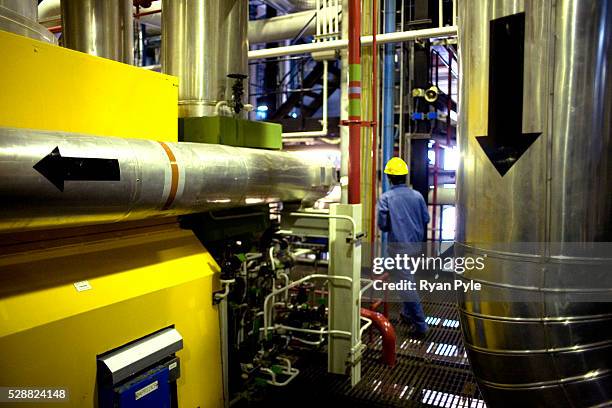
[158,141,179,211]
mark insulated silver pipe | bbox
[0,0,56,43]
[162,0,249,118]
[1,0,37,20]
[60,0,134,64]
[0,128,335,232]
[249,9,317,44]
[247,25,458,59]
[457,0,612,406]
[264,0,316,13]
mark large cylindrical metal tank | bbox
[60,0,134,64]
[456,0,612,406]
[0,0,56,43]
[0,127,335,232]
[162,0,249,118]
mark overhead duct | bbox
[427,187,454,206]
[457,0,612,406]
[39,0,328,47]
[60,0,134,64]
[264,0,316,13]
[162,0,249,118]
[0,127,335,232]
[249,9,317,44]
[0,0,56,43]
[37,0,61,24]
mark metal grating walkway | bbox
[245,290,486,407]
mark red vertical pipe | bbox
[431,143,439,242]
[347,0,362,204]
[446,47,453,147]
[360,307,396,366]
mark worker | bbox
[377,157,430,338]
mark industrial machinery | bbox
[4,0,609,406]
[0,1,383,407]
[199,203,377,404]
[456,0,612,406]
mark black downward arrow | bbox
[33,146,121,192]
[476,12,541,177]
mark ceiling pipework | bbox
[0,0,56,43]
[264,0,316,13]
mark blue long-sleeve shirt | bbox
[377,184,430,243]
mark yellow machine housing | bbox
[0,30,178,141]
[0,30,223,407]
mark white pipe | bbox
[283,131,330,138]
[249,9,325,44]
[273,324,351,337]
[214,279,235,302]
[290,248,314,257]
[334,0,339,36]
[360,278,374,296]
[214,100,230,116]
[359,316,373,336]
[269,246,276,271]
[248,25,458,59]
[316,0,321,36]
[321,0,327,38]
[260,357,300,387]
[279,272,290,302]
[286,211,357,240]
[428,187,456,205]
[250,38,347,59]
[282,60,329,138]
[263,273,352,338]
[359,25,458,46]
[438,0,443,27]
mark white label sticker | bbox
[169,362,177,371]
[135,381,158,400]
[73,280,92,292]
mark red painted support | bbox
[347,0,362,204]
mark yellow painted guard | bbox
[0,224,223,407]
[0,28,225,407]
[0,29,179,141]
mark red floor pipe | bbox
[360,307,396,366]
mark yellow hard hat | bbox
[384,157,409,175]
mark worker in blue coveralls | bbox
[377,157,430,338]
